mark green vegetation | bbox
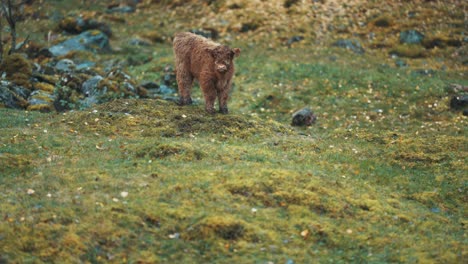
[1,0,466,263]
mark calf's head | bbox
[206,46,241,74]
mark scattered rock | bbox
[140,81,159,90]
[400,30,424,44]
[54,59,76,72]
[129,37,152,46]
[395,59,408,68]
[58,16,112,37]
[286,36,304,47]
[445,83,468,94]
[411,69,436,76]
[107,5,136,14]
[450,95,468,111]
[27,90,56,112]
[81,75,104,98]
[163,65,177,87]
[75,61,96,71]
[157,84,175,95]
[49,30,111,56]
[407,11,417,19]
[144,83,175,98]
[332,39,365,54]
[292,108,317,126]
[240,22,259,33]
[11,84,32,99]
[189,28,219,39]
[0,82,29,109]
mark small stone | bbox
[129,37,152,46]
[395,59,408,68]
[106,5,135,14]
[120,191,128,198]
[332,39,365,54]
[292,108,317,126]
[450,95,468,110]
[189,28,218,39]
[158,84,175,95]
[140,81,159,90]
[55,59,76,72]
[400,30,424,44]
[286,36,304,47]
[168,233,180,239]
[27,189,35,195]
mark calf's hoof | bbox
[219,107,229,114]
[205,107,216,115]
[178,97,193,106]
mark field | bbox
[0,0,466,263]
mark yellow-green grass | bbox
[1,0,467,262]
[1,94,465,262]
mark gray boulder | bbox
[49,30,111,56]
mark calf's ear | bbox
[232,48,241,58]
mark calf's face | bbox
[206,46,241,74]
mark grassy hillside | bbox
[1,0,466,263]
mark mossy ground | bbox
[1,0,467,263]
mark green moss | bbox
[390,44,427,58]
[34,82,55,92]
[27,104,53,112]
[0,53,32,77]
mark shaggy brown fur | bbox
[173,32,241,114]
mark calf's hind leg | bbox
[176,66,194,105]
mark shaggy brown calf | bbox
[173,32,241,114]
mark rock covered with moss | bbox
[0,52,167,112]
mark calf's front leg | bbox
[218,81,231,114]
[200,78,217,114]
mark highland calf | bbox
[173,32,241,114]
